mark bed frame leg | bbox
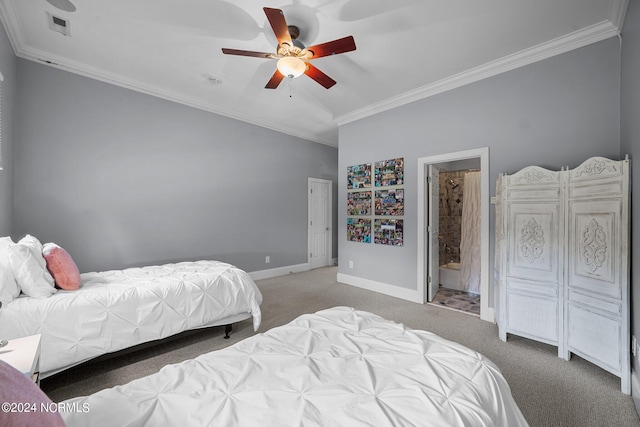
[224,324,232,339]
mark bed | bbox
[60,306,527,427]
[0,260,263,378]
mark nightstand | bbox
[0,334,41,385]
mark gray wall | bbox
[0,21,16,236]
[339,37,621,296]
[621,0,640,410]
[13,59,338,273]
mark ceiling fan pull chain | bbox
[288,76,293,98]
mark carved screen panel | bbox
[565,157,629,391]
[567,305,621,374]
[504,203,560,345]
[568,202,621,299]
[499,166,563,349]
[507,207,559,283]
[506,292,558,343]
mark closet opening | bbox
[417,148,494,322]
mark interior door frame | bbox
[308,177,333,269]
[427,164,441,302]
[416,147,494,322]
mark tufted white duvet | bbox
[0,260,262,377]
[61,306,527,427]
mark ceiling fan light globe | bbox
[277,57,306,79]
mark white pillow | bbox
[8,234,56,298]
[0,236,21,304]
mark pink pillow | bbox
[42,243,81,290]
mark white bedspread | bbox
[61,307,527,427]
[0,260,262,376]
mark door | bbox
[427,165,440,301]
[308,178,332,269]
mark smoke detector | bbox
[203,74,222,86]
[47,12,70,36]
[46,0,76,13]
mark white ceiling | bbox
[0,0,628,146]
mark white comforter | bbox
[61,307,527,427]
[0,260,262,376]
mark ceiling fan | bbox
[222,7,356,89]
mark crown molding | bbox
[0,2,337,147]
[14,44,338,146]
[1,1,626,146]
[610,0,629,30]
[335,20,621,126]
[0,0,26,54]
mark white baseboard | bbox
[337,273,423,303]
[632,370,640,412]
[249,263,310,281]
[481,307,496,323]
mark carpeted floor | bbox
[41,266,640,426]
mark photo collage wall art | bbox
[347,158,404,246]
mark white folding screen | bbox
[0,71,3,170]
[497,156,630,394]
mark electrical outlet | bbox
[348,260,353,269]
[265,256,270,264]
[633,336,637,357]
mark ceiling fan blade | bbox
[221,48,273,59]
[265,70,286,89]
[307,36,356,59]
[304,63,337,89]
[264,7,293,48]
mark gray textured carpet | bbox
[41,267,640,426]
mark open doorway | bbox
[417,148,494,322]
